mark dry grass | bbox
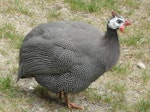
[0,0,150,112]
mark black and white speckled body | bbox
[18,21,120,93]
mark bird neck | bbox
[105,27,119,41]
[100,27,120,70]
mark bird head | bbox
[107,11,131,33]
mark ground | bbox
[0,0,150,112]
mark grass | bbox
[0,23,23,48]
[133,92,150,112]
[102,91,127,111]
[34,85,48,96]
[111,63,130,76]
[135,51,145,59]
[65,0,116,12]
[121,34,144,46]
[0,76,36,112]
[81,88,102,102]
[141,70,150,84]
[1,0,33,16]
[47,9,61,22]
[0,76,12,91]
[65,0,140,13]
[135,100,150,112]
[0,48,7,56]
[0,75,21,98]
[0,0,150,112]
[110,83,126,93]
[98,80,128,111]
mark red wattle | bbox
[119,25,125,33]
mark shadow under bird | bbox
[17,11,131,110]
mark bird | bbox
[17,11,131,110]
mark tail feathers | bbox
[16,65,24,82]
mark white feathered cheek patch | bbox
[108,17,124,30]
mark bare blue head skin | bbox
[107,11,131,33]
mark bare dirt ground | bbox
[0,0,150,112]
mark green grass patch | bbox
[0,48,8,56]
[107,81,127,94]
[111,95,127,111]
[102,93,127,111]
[81,88,102,102]
[0,76,12,91]
[65,0,116,12]
[111,63,130,76]
[2,0,33,16]
[65,0,140,13]
[101,93,114,104]
[112,83,126,93]
[104,81,127,111]
[135,51,144,59]
[0,76,36,112]
[135,100,150,112]
[121,35,143,46]
[0,23,23,48]
[141,70,150,85]
[47,9,61,22]
[35,85,48,96]
[0,76,20,98]
[147,92,150,99]
[120,29,149,46]
[118,0,139,9]
[44,0,53,3]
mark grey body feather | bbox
[18,21,120,93]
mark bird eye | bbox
[117,19,123,24]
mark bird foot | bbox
[63,92,84,110]
[67,102,84,110]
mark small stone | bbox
[137,62,146,69]
[29,86,34,90]
[124,49,129,52]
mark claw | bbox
[64,93,84,110]
[67,102,84,110]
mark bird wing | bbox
[18,21,105,79]
[18,34,83,78]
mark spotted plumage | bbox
[17,11,131,110]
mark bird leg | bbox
[64,93,84,110]
[58,91,63,100]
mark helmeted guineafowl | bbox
[17,11,131,110]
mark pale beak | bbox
[124,20,132,26]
